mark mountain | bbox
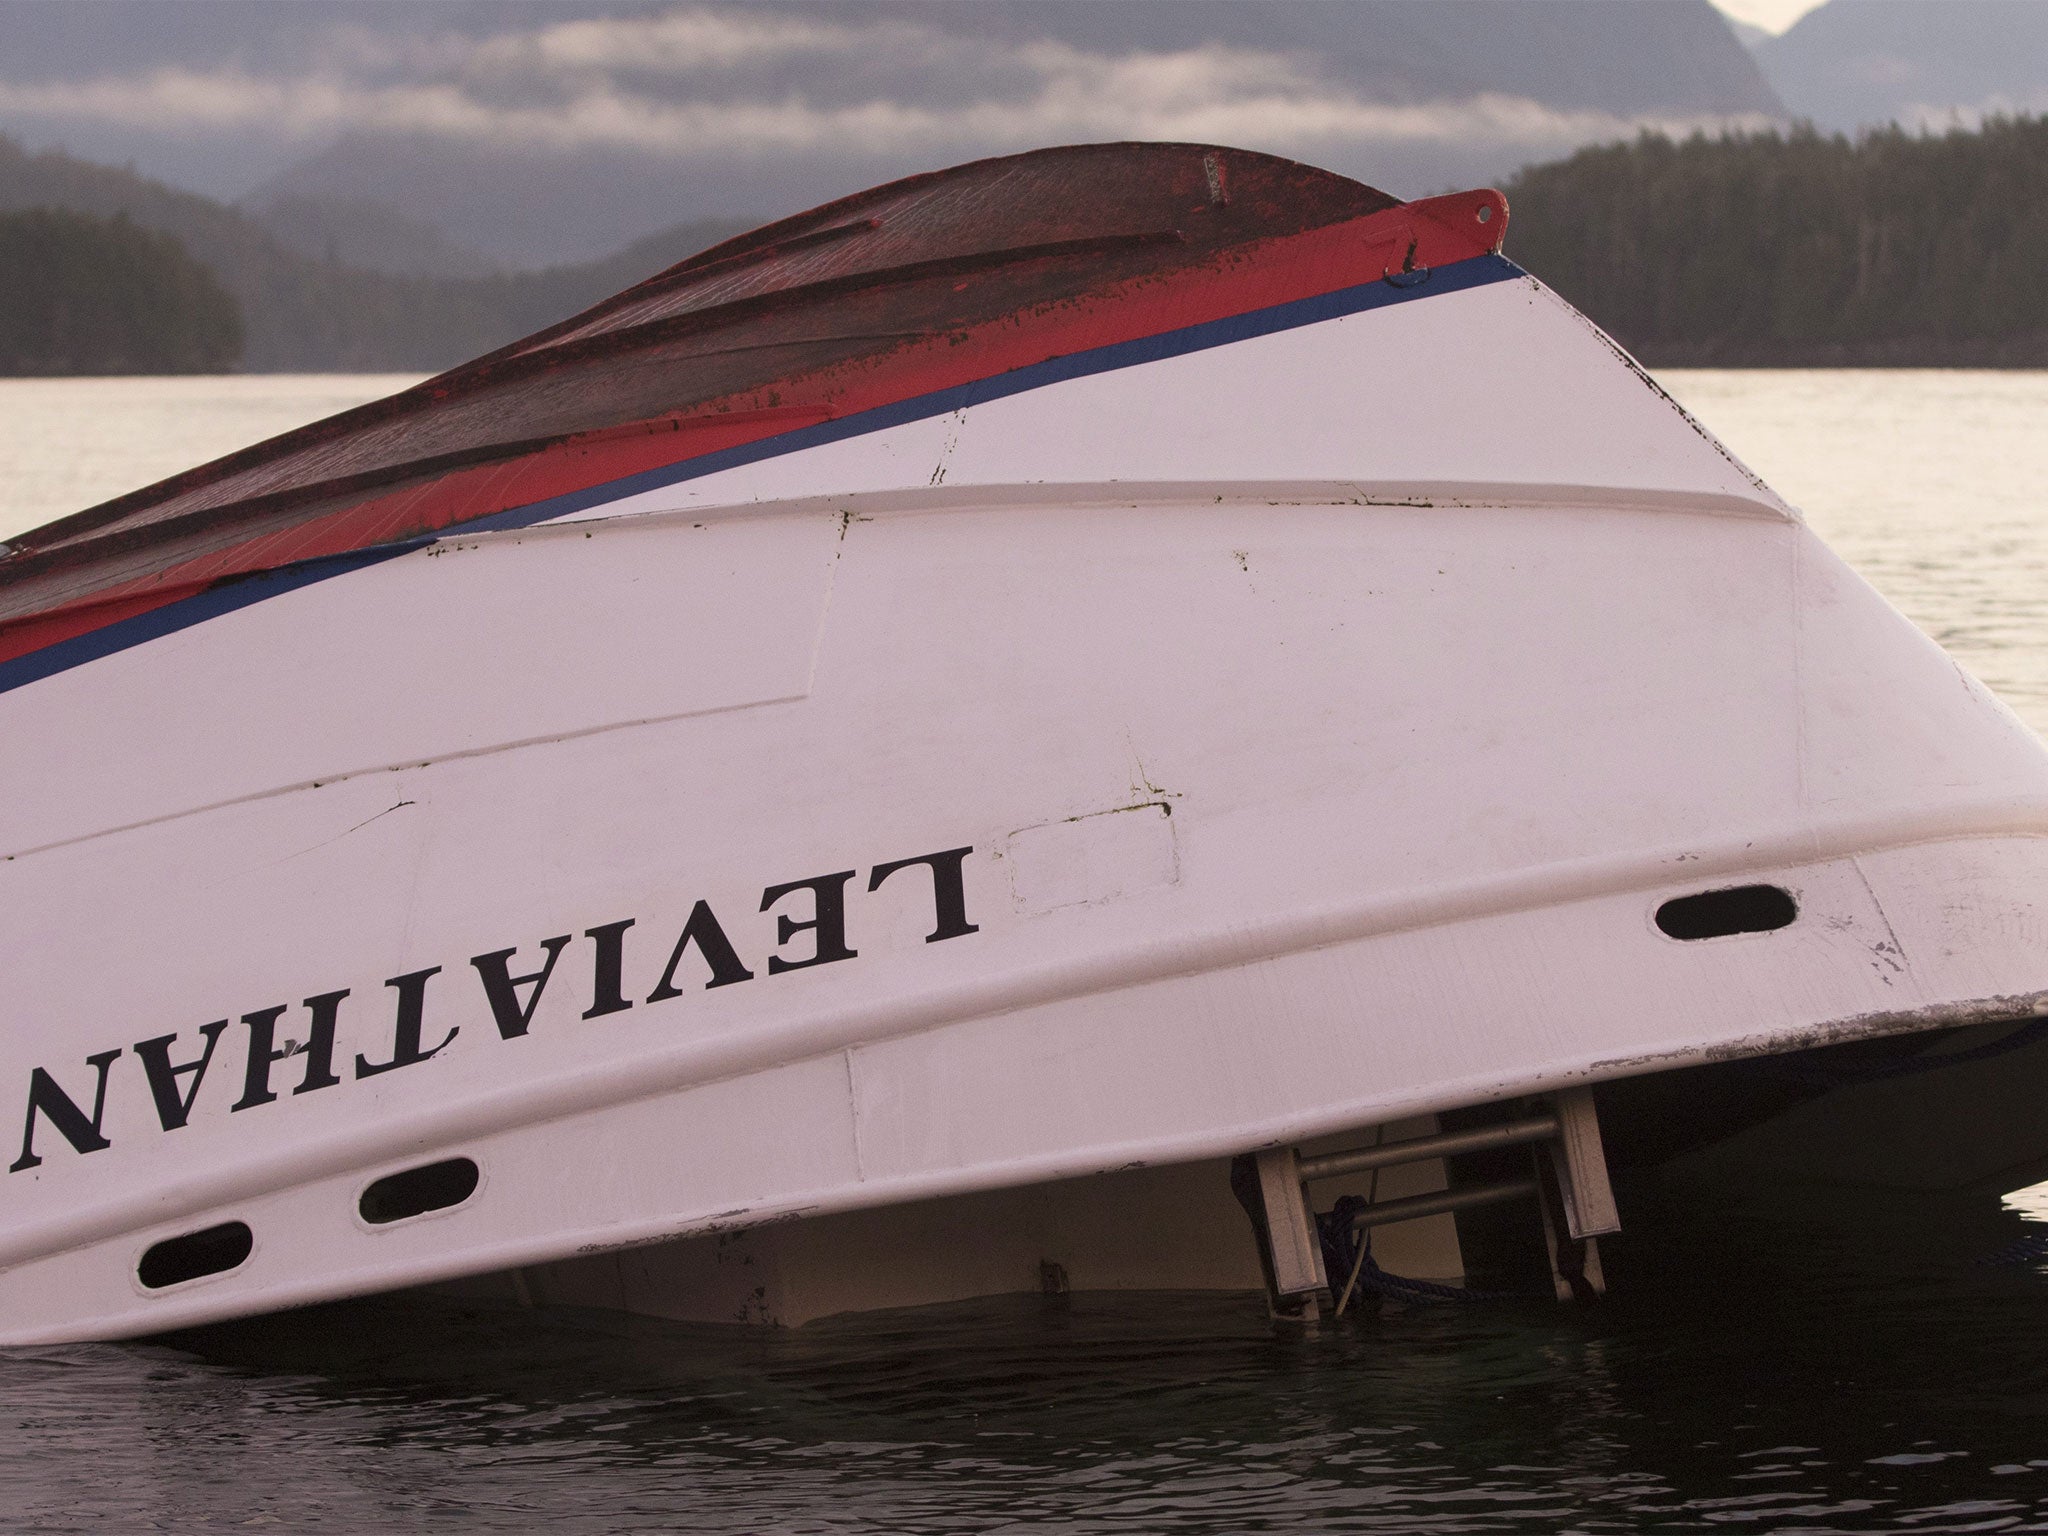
[254,0,1786,266]
[244,196,504,282]
[1721,15,1776,49]
[12,104,2045,375]
[1756,0,2048,131]
[1,0,1784,270]
[0,136,749,370]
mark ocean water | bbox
[3,371,2048,1533]
[1660,370,2048,739]
[0,374,424,548]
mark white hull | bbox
[5,148,2047,1342]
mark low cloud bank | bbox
[0,6,1773,165]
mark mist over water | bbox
[4,371,2048,1532]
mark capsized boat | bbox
[7,143,2048,1343]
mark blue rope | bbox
[1351,1246,1536,1305]
[1317,1194,1539,1305]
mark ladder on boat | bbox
[1239,1086,1621,1316]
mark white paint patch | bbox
[1007,804,1180,915]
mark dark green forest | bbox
[0,136,747,372]
[0,207,241,374]
[1506,115,2048,366]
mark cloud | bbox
[0,5,1775,162]
[473,7,860,75]
[1894,92,2048,133]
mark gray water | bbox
[10,1192,2048,1534]
[3,372,2048,1533]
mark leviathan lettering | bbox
[10,846,978,1173]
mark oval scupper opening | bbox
[1656,884,1798,941]
[138,1221,253,1289]
[359,1157,480,1226]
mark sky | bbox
[0,1,1789,219]
[0,5,1777,158]
[1713,0,1829,34]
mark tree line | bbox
[4,116,2045,374]
[0,207,240,374]
[0,135,747,373]
[1505,115,2048,366]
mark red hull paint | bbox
[0,141,1503,672]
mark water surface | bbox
[1662,369,2048,736]
[0,374,421,543]
[10,1191,2048,1534]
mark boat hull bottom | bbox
[427,1020,2048,1331]
[430,1124,1465,1328]
[1638,1018,2048,1194]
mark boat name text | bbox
[10,845,979,1173]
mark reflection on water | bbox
[2,372,2047,1530]
[5,1190,2047,1533]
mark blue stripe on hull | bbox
[1,253,1522,697]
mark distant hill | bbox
[1757,0,2048,133]
[1504,114,2048,366]
[23,107,2045,375]
[243,195,504,281]
[252,0,1785,266]
[0,207,240,374]
[0,137,751,370]
[0,0,1783,269]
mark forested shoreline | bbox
[1506,116,2048,367]
[2,117,2045,373]
[0,136,748,373]
[0,207,241,374]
